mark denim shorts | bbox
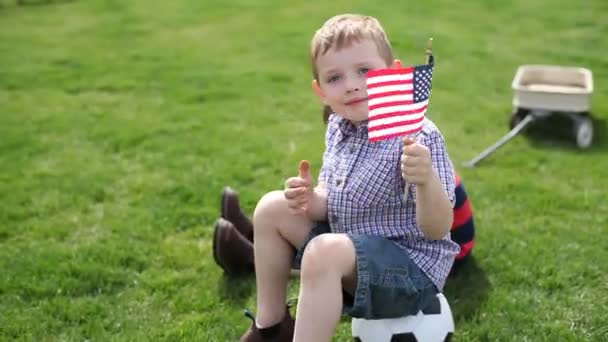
[292,222,438,319]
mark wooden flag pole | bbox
[404,38,434,205]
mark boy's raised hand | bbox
[401,137,433,186]
[284,160,314,216]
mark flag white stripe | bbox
[366,73,413,85]
[368,100,428,117]
[368,120,425,139]
[366,84,413,95]
[368,110,426,127]
[368,94,414,107]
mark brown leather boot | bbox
[212,218,255,276]
[239,306,295,342]
[221,187,254,242]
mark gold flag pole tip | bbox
[425,38,434,65]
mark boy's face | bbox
[314,39,390,125]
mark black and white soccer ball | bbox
[351,293,454,342]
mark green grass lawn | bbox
[1,0,607,340]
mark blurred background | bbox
[1,0,607,340]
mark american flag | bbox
[366,64,433,142]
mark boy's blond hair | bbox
[310,14,394,82]
[310,14,394,122]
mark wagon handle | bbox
[463,114,536,168]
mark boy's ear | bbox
[391,59,403,69]
[312,80,325,101]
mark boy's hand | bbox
[401,137,433,186]
[284,160,314,216]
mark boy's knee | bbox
[301,234,354,279]
[252,190,286,227]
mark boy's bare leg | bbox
[294,234,357,342]
[253,190,314,327]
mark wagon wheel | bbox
[509,108,530,130]
[574,114,593,149]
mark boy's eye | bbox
[359,68,370,75]
[327,75,341,83]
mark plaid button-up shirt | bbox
[319,114,459,290]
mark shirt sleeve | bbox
[422,129,456,207]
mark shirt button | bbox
[336,179,343,186]
[349,145,356,153]
[332,215,339,223]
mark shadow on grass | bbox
[216,273,255,306]
[443,256,490,323]
[520,114,607,153]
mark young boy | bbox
[239,14,459,342]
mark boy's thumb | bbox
[298,160,311,180]
[403,137,415,146]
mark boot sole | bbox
[220,187,231,220]
[213,219,249,276]
[221,187,254,243]
[212,219,224,270]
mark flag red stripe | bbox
[367,79,413,89]
[367,90,413,100]
[368,115,425,133]
[368,128,421,142]
[368,105,427,121]
[366,66,414,77]
[368,99,415,111]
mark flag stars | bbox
[414,66,433,102]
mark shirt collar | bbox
[336,116,369,139]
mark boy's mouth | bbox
[345,97,367,106]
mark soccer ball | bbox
[351,293,454,342]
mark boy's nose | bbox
[346,74,365,93]
[346,79,363,93]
